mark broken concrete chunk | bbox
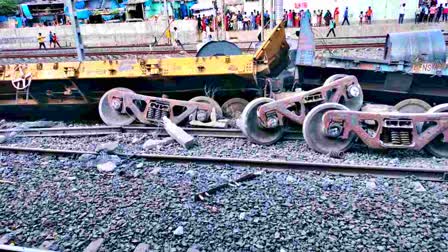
[95,141,119,153]
[162,116,196,149]
[97,161,116,172]
[133,243,151,252]
[142,137,175,149]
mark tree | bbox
[0,0,18,16]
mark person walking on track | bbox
[326,18,336,37]
[341,7,350,25]
[52,33,61,48]
[37,33,46,50]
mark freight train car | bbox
[294,15,448,106]
[0,23,289,120]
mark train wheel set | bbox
[98,74,448,158]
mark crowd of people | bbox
[414,2,448,23]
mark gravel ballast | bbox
[2,132,448,169]
[1,152,448,251]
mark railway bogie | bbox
[304,102,448,158]
[239,75,363,145]
[99,88,222,126]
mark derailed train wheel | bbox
[239,98,284,145]
[98,87,136,126]
[323,74,364,111]
[196,41,242,57]
[221,98,249,119]
[394,98,432,113]
[303,103,356,154]
[189,96,223,119]
[423,104,448,158]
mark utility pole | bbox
[269,0,274,29]
[261,0,264,41]
[221,0,226,40]
[66,0,84,61]
[213,0,218,40]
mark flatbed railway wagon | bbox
[294,16,448,106]
[0,23,289,120]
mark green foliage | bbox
[0,0,18,16]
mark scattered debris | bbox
[96,162,116,172]
[173,226,184,236]
[95,141,119,153]
[286,175,296,184]
[39,240,60,251]
[148,167,161,176]
[162,116,196,149]
[142,137,175,150]
[83,238,104,252]
[412,181,426,192]
[133,243,151,252]
[194,172,261,201]
[366,179,377,190]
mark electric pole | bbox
[66,0,84,61]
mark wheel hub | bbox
[347,85,360,98]
[326,123,343,138]
[266,115,279,128]
[111,98,122,110]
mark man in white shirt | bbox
[399,3,406,24]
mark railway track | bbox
[0,125,303,139]
[0,43,386,60]
[0,143,446,181]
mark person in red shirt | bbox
[366,6,373,24]
[429,5,437,22]
[333,7,340,25]
[256,12,261,27]
[52,33,61,48]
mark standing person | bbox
[324,10,331,26]
[287,10,293,27]
[264,10,270,26]
[359,11,364,25]
[341,7,350,25]
[52,33,61,48]
[317,10,323,26]
[366,6,373,24]
[37,33,46,50]
[243,12,249,30]
[422,4,429,22]
[429,5,436,22]
[443,4,448,22]
[398,3,406,24]
[326,18,336,37]
[250,12,255,30]
[415,5,421,23]
[312,10,317,26]
[293,11,299,27]
[333,7,340,25]
[436,4,443,22]
[255,11,261,28]
[49,31,54,48]
[237,11,243,30]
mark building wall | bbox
[0,19,198,49]
[243,0,419,21]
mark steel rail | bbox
[0,145,446,181]
[0,43,393,59]
[0,126,303,140]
